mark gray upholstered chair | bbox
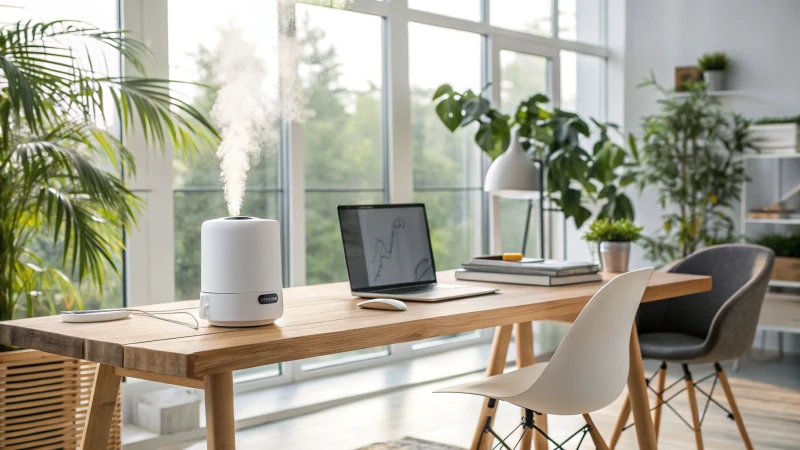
[609,244,774,450]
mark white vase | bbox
[703,70,726,91]
[600,241,631,273]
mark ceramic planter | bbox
[0,349,122,448]
[703,70,726,91]
[600,241,631,273]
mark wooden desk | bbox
[0,271,711,450]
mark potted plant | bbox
[583,218,643,273]
[432,86,637,229]
[631,76,753,265]
[697,51,731,91]
[754,234,800,282]
[0,20,217,447]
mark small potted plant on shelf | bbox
[583,218,643,273]
[754,234,800,282]
[697,51,731,91]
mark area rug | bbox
[355,437,466,450]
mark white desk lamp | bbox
[484,128,544,256]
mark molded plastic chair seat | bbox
[638,332,706,363]
[436,268,655,418]
[436,362,548,407]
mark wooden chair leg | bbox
[609,390,630,449]
[583,414,610,450]
[472,325,513,450]
[80,364,122,450]
[715,363,754,450]
[683,365,704,450]
[653,362,667,440]
[205,371,236,450]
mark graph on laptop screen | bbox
[339,205,436,290]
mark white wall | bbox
[623,0,800,353]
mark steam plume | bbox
[210,0,351,217]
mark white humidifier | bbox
[199,217,284,327]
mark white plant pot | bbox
[703,70,726,91]
[600,241,631,273]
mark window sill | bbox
[122,341,529,450]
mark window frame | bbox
[122,0,610,401]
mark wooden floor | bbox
[165,354,800,450]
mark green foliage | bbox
[0,20,218,320]
[583,218,643,243]
[753,234,800,258]
[753,115,800,125]
[432,85,636,228]
[697,52,731,71]
[631,74,753,264]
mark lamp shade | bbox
[483,129,540,197]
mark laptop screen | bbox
[338,204,437,291]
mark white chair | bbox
[435,268,655,450]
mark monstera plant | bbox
[432,84,636,228]
[0,20,218,321]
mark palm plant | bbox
[0,20,218,321]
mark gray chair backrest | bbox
[637,244,774,361]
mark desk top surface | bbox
[0,271,711,378]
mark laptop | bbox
[337,204,498,301]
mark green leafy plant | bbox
[630,75,753,264]
[583,218,643,243]
[753,115,800,125]
[697,52,731,71]
[432,85,637,228]
[0,20,218,322]
[754,234,800,258]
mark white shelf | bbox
[745,218,800,225]
[770,280,800,289]
[741,152,800,160]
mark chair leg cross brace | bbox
[480,406,593,450]
[616,362,742,442]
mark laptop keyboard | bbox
[377,285,437,295]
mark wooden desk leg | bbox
[514,322,546,450]
[471,325,512,450]
[80,364,122,450]
[627,324,658,450]
[205,372,236,450]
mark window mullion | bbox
[122,0,175,306]
[387,0,413,203]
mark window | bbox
[497,50,551,256]
[168,0,283,381]
[408,0,482,22]
[559,0,605,45]
[126,0,609,386]
[298,4,386,286]
[169,0,283,302]
[409,23,484,271]
[296,4,390,370]
[560,50,606,120]
[491,0,553,37]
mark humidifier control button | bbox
[258,293,279,305]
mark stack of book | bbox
[455,255,601,286]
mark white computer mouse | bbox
[357,298,408,311]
